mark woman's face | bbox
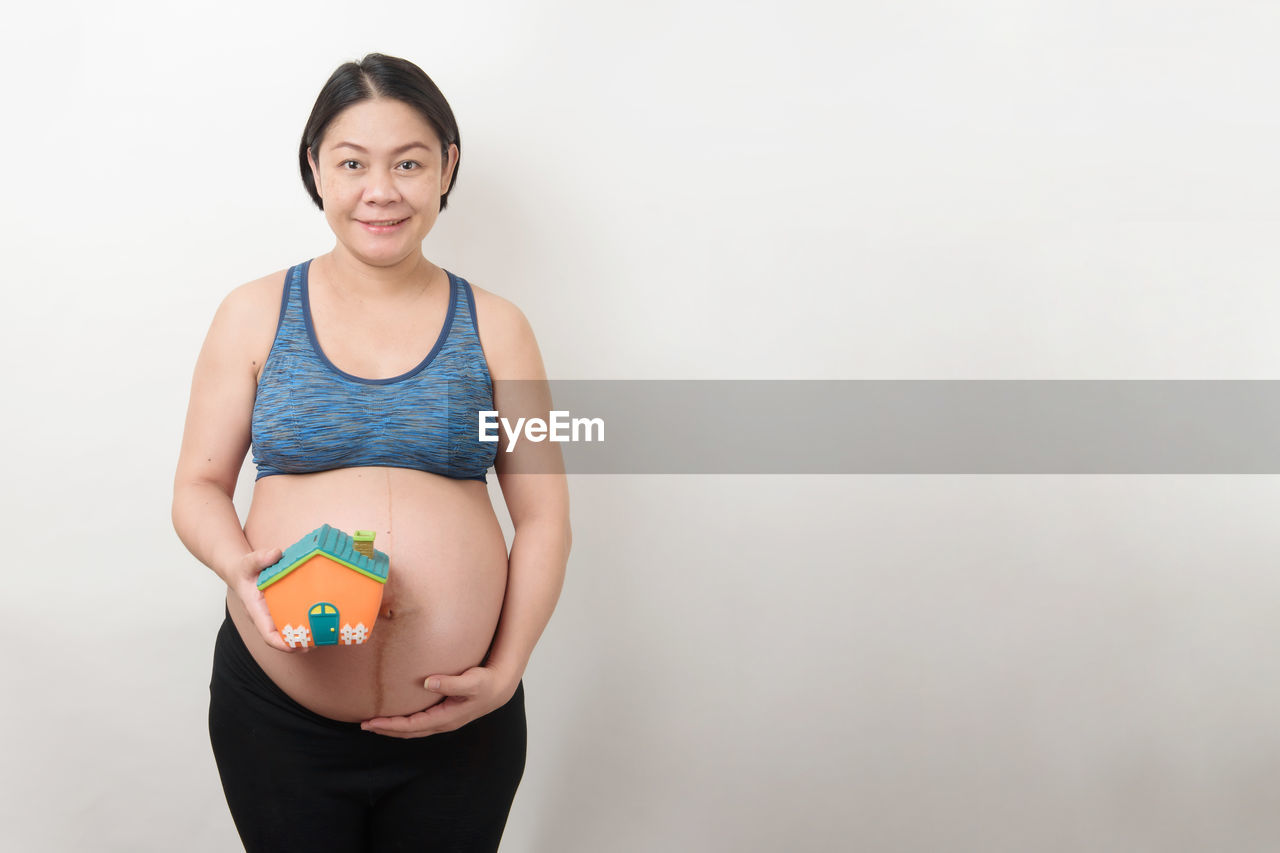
[307,97,458,268]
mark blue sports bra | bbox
[250,259,498,482]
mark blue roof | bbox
[256,524,389,590]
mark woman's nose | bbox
[363,169,400,202]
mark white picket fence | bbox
[340,623,370,645]
[279,622,370,647]
[280,624,312,648]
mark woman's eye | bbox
[340,160,361,169]
[398,161,420,170]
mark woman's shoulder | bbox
[467,280,526,331]
[203,266,293,359]
[465,280,544,380]
[221,265,291,316]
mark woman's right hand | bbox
[226,547,301,653]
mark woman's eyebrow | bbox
[332,141,433,154]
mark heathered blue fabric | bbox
[250,259,497,481]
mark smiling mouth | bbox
[363,217,408,226]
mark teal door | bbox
[309,602,339,646]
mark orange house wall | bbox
[262,555,385,637]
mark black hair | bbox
[299,53,461,212]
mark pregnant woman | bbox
[171,53,571,852]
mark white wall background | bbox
[3,1,1280,850]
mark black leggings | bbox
[208,609,526,852]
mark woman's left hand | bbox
[360,665,520,738]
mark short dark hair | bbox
[299,53,461,212]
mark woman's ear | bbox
[307,146,323,198]
[441,143,459,196]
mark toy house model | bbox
[256,524,390,649]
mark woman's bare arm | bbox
[171,274,293,652]
[483,296,571,684]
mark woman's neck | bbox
[321,246,436,301]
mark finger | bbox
[366,724,442,739]
[365,699,468,736]
[362,711,435,735]
[366,728,423,740]
[245,605,291,652]
[265,631,293,653]
[424,672,480,696]
[246,597,293,653]
[259,621,292,652]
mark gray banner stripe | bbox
[482,381,1280,473]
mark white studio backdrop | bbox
[3,1,1280,850]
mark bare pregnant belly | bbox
[229,466,509,722]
